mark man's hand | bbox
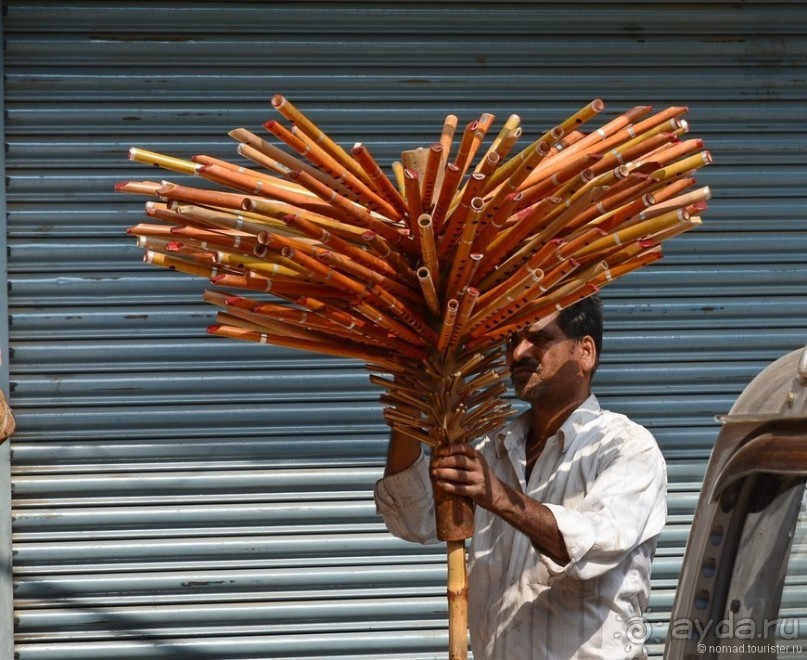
[431,442,571,565]
[430,442,505,511]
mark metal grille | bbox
[3,1,806,657]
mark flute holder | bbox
[431,453,475,541]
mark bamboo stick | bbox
[447,540,469,660]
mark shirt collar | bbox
[494,393,601,457]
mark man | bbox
[374,294,667,659]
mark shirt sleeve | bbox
[374,451,441,545]
[539,436,668,581]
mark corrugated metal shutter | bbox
[3,1,806,657]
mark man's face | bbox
[505,313,589,406]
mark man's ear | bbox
[580,335,597,374]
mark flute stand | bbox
[432,463,474,660]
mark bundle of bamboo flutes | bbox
[119,96,709,659]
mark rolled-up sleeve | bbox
[374,452,440,544]
[540,441,667,580]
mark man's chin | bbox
[513,381,541,402]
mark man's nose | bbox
[510,337,533,362]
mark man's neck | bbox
[528,392,590,448]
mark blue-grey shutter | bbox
[3,1,806,658]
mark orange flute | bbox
[451,120,480,181]
[271,94,373,188]
[589,132,675,176]
[449,287,480,348]
[314,247,422,307]
[481,282,601,343]
[417,214,441,292]
[155,182,251,212]
[290,126,401,220]
[444,198,485,299]
[466,266,547,335]
[351,142,410,218]
[417,267,442,317]
[287,170,408,249]
[437,299,459,351]
[421,143,443,212]
[479,139,552,229]
[438,173,487,258]
[403,168,424,232]
[477,197,563,280]
[473,191,524,252]
[574,208,691,260]
[115,180,164,196]
[518,153,603,208]
[230,128,350,196]
[209,323,401,371]
[431,163,464,230]
[280,212,400,280]
[143,250,237,280]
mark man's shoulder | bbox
[581,406,663,458]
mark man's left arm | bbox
[430,440,667,576]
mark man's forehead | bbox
[519,311,561,335]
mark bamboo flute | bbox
[271,94,373,188]
[237,143,352,198]
[315,247,422,307]
[431,163,464,230]
[476,197,563,279]
[280,213,402,280]
[437,299,459,351]
[417,267,442,317]
[421,143,443,212]
[403,168,425,230]
[196,163,333,214]
[573,208,691,261]
[472,191,524,251]
[588,132,675,176]
[127,222,181,239]
[449,287,480,347]
[290,126,401,220]
[490,99,604,190]
[360,231,419,283]
[115,180,164,196]
[476,238,565,301]
[444,198,485,299]
[128,147,201,175]
[475,140,553,241]
[517,153,603,208]
[173,203,287,236]
[214,302,409,355]
[230,128,352,196]
[438,114,459,167]
[169,225,261,254]
[451,120,480,181]
[417,214,441,293]
[210,323,401,371]
[143,250,237,280]
[287,170,408,249]
[438,173,487,258]
[137,237,217,263]
[351,143,411,218]
[244,197,368,243]
[154,182,250,212]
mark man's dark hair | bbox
[556,294,603,375]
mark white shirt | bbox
[374,394,667,660]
